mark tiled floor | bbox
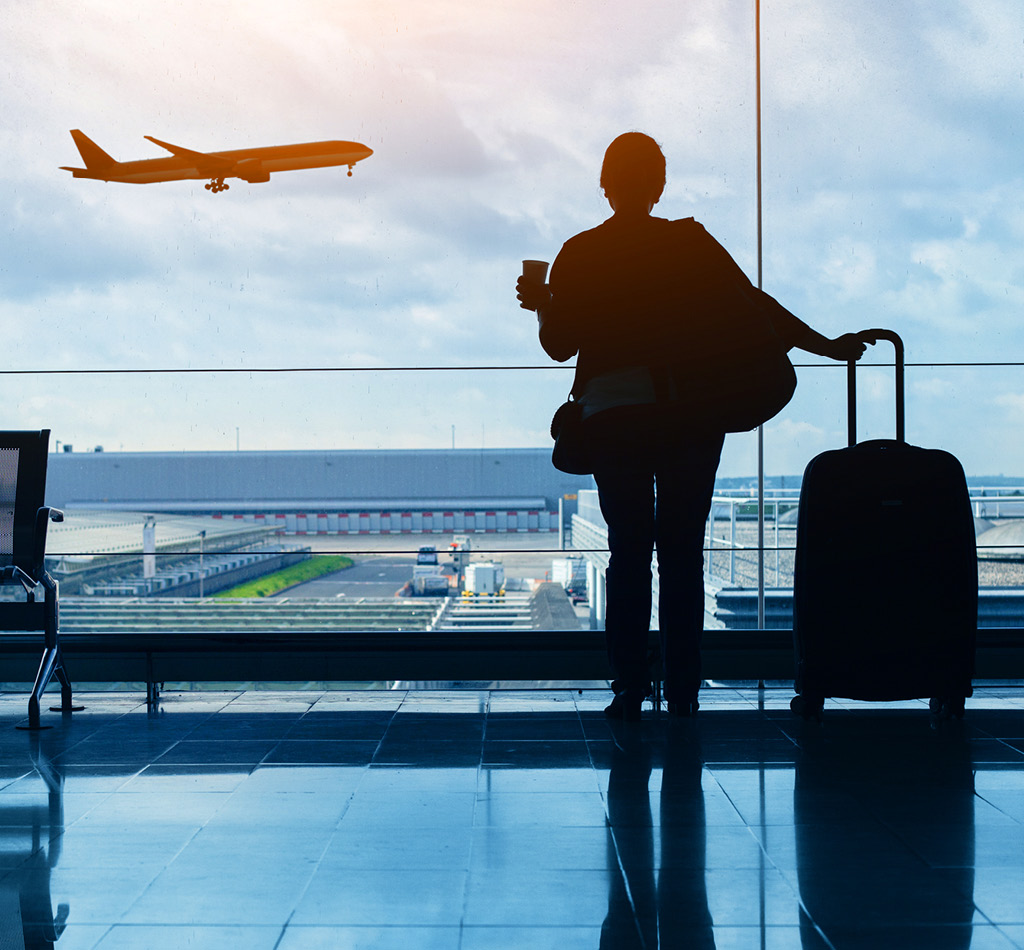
[2,687,1024,949]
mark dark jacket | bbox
[540,215,808,396]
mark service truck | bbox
[464,561,505,596]
[411,546,449,596]
[551,557,588,604]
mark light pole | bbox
[198,530,206,598]
[143,516,156,581]
[755,0,766,634]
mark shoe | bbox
[667,697,699,717]
[604,689,645,721]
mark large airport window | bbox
[3,1,1022,690]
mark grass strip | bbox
[214,554,354,598]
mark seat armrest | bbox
[31,507,63,578]
[1,563,36,592]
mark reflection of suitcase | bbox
[791,329,977,720]
[795,722,975,947]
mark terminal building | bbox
[45,447,593,535]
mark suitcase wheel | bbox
[790,694,824,721]
[928,696,966,721]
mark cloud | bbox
[994,392,1024,421]
[923,0,1024,101]
[912,377,958,399]
[2,0,1023,474]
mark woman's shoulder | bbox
[561,218,616,247]
[555,222,618,266]
[555,216,716,271]
[562,214,687,245]
[668,215,708,234]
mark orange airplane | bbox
[61,130,373,193]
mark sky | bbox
[2,0,1023,478]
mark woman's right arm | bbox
[537,303,580,362]
[520,244,582,362]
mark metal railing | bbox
[10,360,1024,633]
[703,490,1024,589]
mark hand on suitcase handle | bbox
[857,327,903,352]
[847,329,906,446]
[828,332,873,362]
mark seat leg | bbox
[26,692,45,731]
[43,579,83,716]
[146,653,162,710]
[18,646,60,730]
[48,650,84,714]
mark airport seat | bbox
[0,430,79,729]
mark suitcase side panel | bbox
[793,439,977,701]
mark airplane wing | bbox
[144,135,234,171]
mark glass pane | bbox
[3,0,1023,688]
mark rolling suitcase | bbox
[791,329,977,720]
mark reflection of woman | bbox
[518,132,868,719]
[602,720,715,947]
[601,724,655,949]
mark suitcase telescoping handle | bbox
[847,328,905,447]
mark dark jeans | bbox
[588,406,725,703]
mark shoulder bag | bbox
[550,393,591,475]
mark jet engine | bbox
[235,160,270,183]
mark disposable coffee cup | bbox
[521,259,549,283]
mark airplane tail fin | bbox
[69,130,116,169]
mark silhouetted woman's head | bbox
[600,132,666,207]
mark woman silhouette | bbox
[518,132,869,719]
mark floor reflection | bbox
[0,738,69,950]
[793,719,976,949]
[0,689,1020,949]
[603,720,715,948]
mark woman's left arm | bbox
[752,281,873,363]
[791,326,874,362]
